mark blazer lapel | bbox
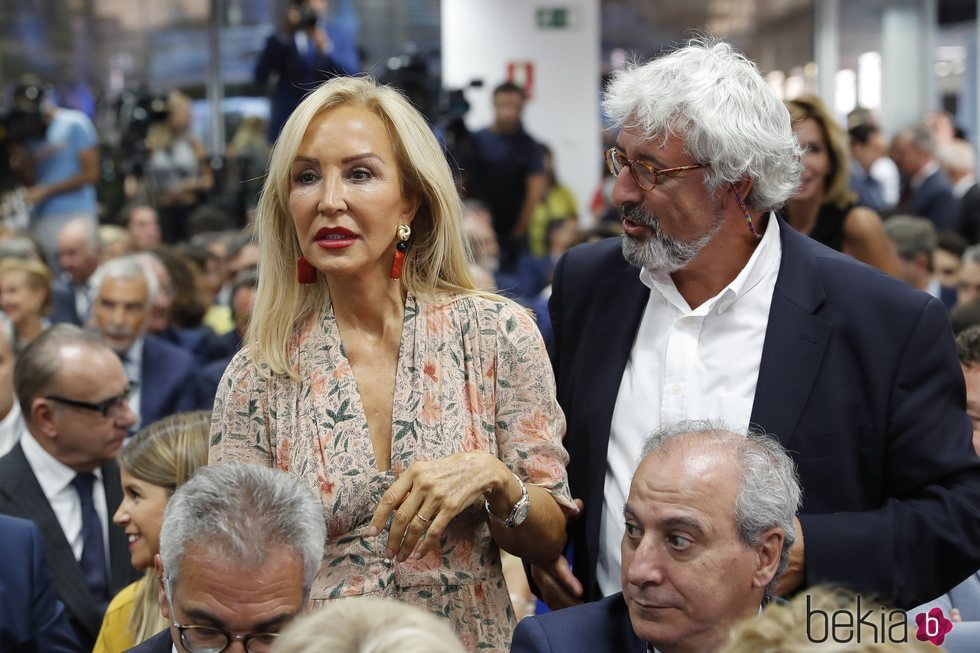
[0,443,102,638]
[750,222,831,449]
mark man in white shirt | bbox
[535,38,980,613]
[0,324,139,649]
[513,422,799,653]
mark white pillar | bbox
[441,0,602,225]
[815,0,839,111]
[881,0,937,135]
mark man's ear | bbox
[155,554,171,619]
[753,528,785,589]
[31,397,58,439]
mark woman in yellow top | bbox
[92,411,210,652]
[527,143,578,257]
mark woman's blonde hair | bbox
[249,75,478,377]
[271,597,466,653]
[0,257,53,315]
[785,95,857,209]
[118,410,211,644]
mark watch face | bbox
[512,499,530,526]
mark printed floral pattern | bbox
[210,294,573,651]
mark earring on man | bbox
[390,224,412,280]
[730,184,761,240]
[297,256,317,284]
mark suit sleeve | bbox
[510,616,555,653]
[28,522,85,652]
[209,348,275,467]
[799,297,980,608]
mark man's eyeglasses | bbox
[45,382,137,418]
[173,623,280,653]
[605,148,709,191]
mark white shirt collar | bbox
[953,175,975,198]
[639,213,781,316]
[20,431,102,500]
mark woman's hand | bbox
[368,451,516,562]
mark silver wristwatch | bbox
[485,472,530,528]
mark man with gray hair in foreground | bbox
[128,463,327,653]
[512,420,801,653]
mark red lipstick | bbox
[315,227,358,249]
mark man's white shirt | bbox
[597,216,782,596]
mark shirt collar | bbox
[639,213,781,316]
[20,430,102,500]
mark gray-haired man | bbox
[512,421,800,653]
[129,463,327,653]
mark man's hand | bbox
[529,497,585,610]
[530,554,583,610]
[774,516,805,596]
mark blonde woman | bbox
[0,257,53,351]
[92,411,210,653]
[782,95,901,276]
[210,76,575,652]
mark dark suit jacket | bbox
[125,628,172,653]
[959,182,980,244]
[901,168,960,232]
[510,593,642,653]
[0,514,83,653]
[50,280,82,327]
[140,334,201,427]
[550,220,980,609]
[0,443,138,650]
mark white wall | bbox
[442,0,602,226]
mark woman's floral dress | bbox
[210,294,574,651]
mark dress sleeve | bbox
[493,302,575,514]
[209,347,274,467]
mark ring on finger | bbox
[415,513,431,524]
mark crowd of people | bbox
[3,32,980,653]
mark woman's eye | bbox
[293,170,318,184]
[349,167,373,181]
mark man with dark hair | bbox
[467,82,546,271]
[936,231,968,303]
[0,325,139,649]
[848,122,892,213]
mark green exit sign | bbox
[536,7,576,30]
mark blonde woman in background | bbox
[781,95,901,276]
[271,597,467,653]
[0,257,53,351]
[92,411,210,653]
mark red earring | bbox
[297,256,317,284]
[389,224,412,280]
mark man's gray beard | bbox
[620,205,724,273]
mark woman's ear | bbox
[402,193,422,225]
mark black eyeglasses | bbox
[173,623,281,653]
[605,148,709,191]
[45,382,137,418]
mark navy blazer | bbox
[550,219,980,609]
[125,628,172,653]
[0,514,83,652]
[50,280,83,327]
[901,169,960,232]
[510,593,642,653]
[140,334,201,427]
[0,443,139,650]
